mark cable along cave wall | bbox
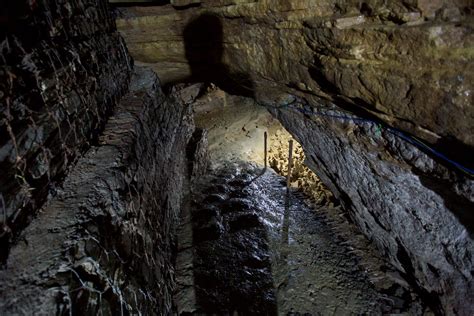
[0,0,472,315]
[116,1,474,315]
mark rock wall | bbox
[117,0,474,153]
[0,1,203,313]
[270,102,473,315]
[116,1,474,314]
[0,67,198,314]
[0,0,132,257]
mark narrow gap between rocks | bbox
[173,83,429,315]
[1,1,472,315]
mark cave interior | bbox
[0,0,473,315]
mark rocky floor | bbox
[174,87,428,315]
[183,161,422,315]
[191,163,277,314]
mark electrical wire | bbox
[267,102,474,177]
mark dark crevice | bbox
[416,171,474,236]
[395,239,444,315]
[181,14,255,98]
[109,1,171,7]
[173,3,202,10]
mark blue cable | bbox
[272,103,474,177]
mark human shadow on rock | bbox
[183,13,254,98]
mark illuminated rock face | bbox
[116,1,474,314]
[117,0,474,149]
[0,1,472,315]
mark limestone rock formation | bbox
[117,0,474,151]
[0,65,201,314]
[0,0,132,257]
[0,1,204,314]
[0,0,472,315]
[116,1,474,314]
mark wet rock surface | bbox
[117,2,474,313]
[271,105,474,315]
[174,88,431,315]
[0,0,132,250]
[1,1,472,315]
[117,1,474,151]
[0,67,196,314]
[183,161,425,315]
[190,165,277,314]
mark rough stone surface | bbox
[0,67,197,315]
[177,88,428,315]
[0,0,132,251]
[1,1,472,315]
[115,1,474,314]
[270,103,473,316]
[187,128,209,179]
[182,160,427,315]
[117,0,474,152]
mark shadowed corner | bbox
[182,13,255,98]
